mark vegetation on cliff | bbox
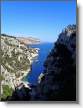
[0,34,38,100]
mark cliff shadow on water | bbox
[26,43,54,85]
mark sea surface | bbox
[26,43,54,85]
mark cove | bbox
[26,43,54,85]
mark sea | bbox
[26,43,54,85]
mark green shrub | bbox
[2,85,13,99]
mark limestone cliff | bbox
[0,34,38,100]
[17,37,40,45]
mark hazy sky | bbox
[1,1,76,42]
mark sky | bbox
[1,0,76,42]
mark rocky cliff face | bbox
[0,34,38,100]
[33,25,76,101]
[17,37,41,45]
[4,25,76,101]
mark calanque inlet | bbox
[0,25,76,101]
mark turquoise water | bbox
[26,43,53,85]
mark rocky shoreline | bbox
[0,34,39,99]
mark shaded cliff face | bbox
[33,25,76,101]
[6,25,76,101]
